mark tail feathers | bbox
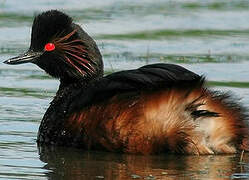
[186,90,249,154]
[145,84,249,155]
[204,91,249,153]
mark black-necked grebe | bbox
[4,10,249,155]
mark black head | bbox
[4,10,103,85]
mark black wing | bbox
[69,63,202,111]
[105,63,200,88]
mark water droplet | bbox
[131,174,141,179]
[61,130,66,136]
[144,175,156,180]
[95,176,104,179]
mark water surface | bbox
[0,0,249,179]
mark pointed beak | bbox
[4,51,43,65]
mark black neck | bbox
[58,76,97,92]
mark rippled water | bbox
[0,0,249,179]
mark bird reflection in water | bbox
[38,145,249,179]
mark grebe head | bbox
[4,10,103,85]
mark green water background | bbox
[0,0,249,179]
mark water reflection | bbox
[38,146,249,179]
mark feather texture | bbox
[38,63,249,154]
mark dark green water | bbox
[0,0,249,179]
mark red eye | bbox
[44,43,55,51]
